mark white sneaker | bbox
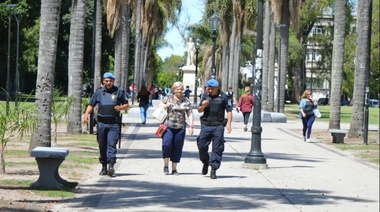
[306,139,310,142]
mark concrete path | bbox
[55,105,379,212]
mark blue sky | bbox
[157,0,205,60]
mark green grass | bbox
[4,149,29,157]
[285,104,379,124]
[5,161,37,166]
[0,179,34,186]
[334,144,379,151]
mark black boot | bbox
[99,164,107,175]
[202,163,209,175]
[108,163,115,177]
[210,168,217,179]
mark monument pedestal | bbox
[181,65,197,96]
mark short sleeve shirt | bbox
[162,94,193,129]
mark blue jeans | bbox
[242,112,251,125]
[302,115,315,139]
[139,104,150,124]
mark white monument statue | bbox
[186,37,195,66]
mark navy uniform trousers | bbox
[97,122,119,164]
[197,124,225,169]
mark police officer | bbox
[83,72,129,177]
[197,79,232,179]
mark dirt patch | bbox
[294,128,379,164]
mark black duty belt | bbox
[202,120,224,126]
[97,116,120,124]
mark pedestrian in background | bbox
[159,82,194,175]
[299,90,317,142]
[137,85,151,124]
[197,79,232,179]
[184,85,192,99]
[225,86,235,107]
[83,72,129,177]
[237,86,254,132]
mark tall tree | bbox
[29,0,62,150]
[106,0,122,86]
[348,0,372,137]
[133,0,142,90]
[262,0,271,111]
[267,17,276,112]
[328,0,347,130]
[67,0,86,134]
[94,0,103,89]
[270,0,301,113]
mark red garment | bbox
[237,94,254,113]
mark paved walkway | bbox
[55,106,379,212]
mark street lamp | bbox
[276,24,286,113]
[194,38,201,107]
[244,0,267,169]
[178,58,184,81]
[209,12,219,79]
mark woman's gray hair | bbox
[172,81,183,92]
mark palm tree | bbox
[267,17,276,112]
[328,0,347,130]
[349,0,372,137]
[67,0,86,134]
[270,0,301,113]
[106,0,122,86]
[94,0,103,90]
[133,0,142,90]
[30,0,62,150]
[262,0,271,111]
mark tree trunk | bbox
[267,18,276,112]
[329,0,347,130]
[114,23,122,87]
[67,0,86,134]
[94,0,103,90]
[279,2,290,113]
[30,0,62,150]
[262,0,271,111]
[134,0,142,90]
[121,3,131,90]
[228,19,237,94]
[349,0,371,137]
[0,149,5,174]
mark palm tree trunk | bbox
[228,19,237,96]
[30,0,62,150]
[329,0,347,130]
[94,0,103,89]
[67,0,86,134]
[267,17,276,112]
[121,2,131,90]
[279,2,290,113]
[134,0,142,90]
[349,0,371,137]
[262,0,271,111]
[114,25,122,87]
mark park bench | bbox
[329,129,348,144]
[30,147,69,188]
